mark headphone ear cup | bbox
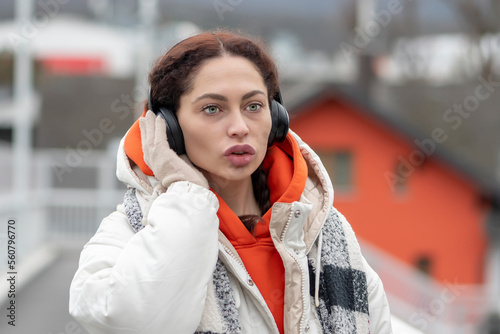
[268,99,289,146]
[156,107,186,155]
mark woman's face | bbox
[177,55,272,188]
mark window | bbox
[394,162,408,193]
[415,255,432,276]
[333,151,353,190]
[318,151,353,192]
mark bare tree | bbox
[444,0,500,78]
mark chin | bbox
[205,166,253,187]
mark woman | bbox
[69,31,393,334]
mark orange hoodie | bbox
[124,113,308,333]
[212,135,308,334]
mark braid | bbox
[252,164,271,215]
[239,164,271,234]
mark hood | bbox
[285,130,334,248]
[273,130,334,209]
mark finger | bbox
[139,115,149,149]
[179,155,209,188]
[154,112,168,148]
[177,154,199,173]
[145,111,157,146]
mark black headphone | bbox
[148,89,289,155]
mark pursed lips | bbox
[223,144,256,167]
[224,144,256,156]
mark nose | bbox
[227,111,249,138]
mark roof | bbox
[282,81,500,208]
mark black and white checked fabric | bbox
[309,209,370,334]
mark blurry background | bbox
[0,0,499,333]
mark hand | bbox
[139,110,209,191]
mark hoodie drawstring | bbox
[314,229,323,308]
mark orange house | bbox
[287,84,499,285]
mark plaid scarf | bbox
[123,188,370,333]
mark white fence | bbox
[0,145,125,264]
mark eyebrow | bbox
[242,90,266,100]
[193,93,227,103]
[193,90,266,104]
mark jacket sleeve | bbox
[364,257,394,334]
[69,181,220,334]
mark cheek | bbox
[177,114,210,161]
[259,116,273,145]
[253,117,272,161]
[185,132,210,161]
[181,125,207,161]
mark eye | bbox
[246,103,262,112]
[202,104,220,115]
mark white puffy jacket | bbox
[69,131,393,334]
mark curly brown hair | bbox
[147,30,279,115]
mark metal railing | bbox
[0,146,125,266]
